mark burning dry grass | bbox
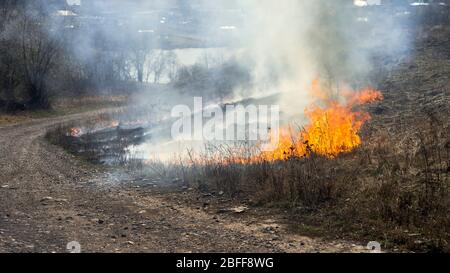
[169,113,449,252]
[46,111,141,164]
[44,79,449,252]
[46,96,448,252]
[46,105,158,167]
[253,80,384,161]
[46,108,449,251]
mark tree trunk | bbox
[137,68,143,83]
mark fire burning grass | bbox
[45,78,448,252]
[69,120,121,138]
[63,80,384,165]
[259,81,383,160]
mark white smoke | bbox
[228,0,414,118]
[51,0,417,161]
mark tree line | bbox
[0,1,187,111]
[2,0,446,111]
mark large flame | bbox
[260,80,383,160]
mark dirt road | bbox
[0,112,367,253]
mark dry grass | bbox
[0,114,33,125]
[46,109,449,252]
[165,114,449,252]
[0,95,127,125]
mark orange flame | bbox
[344,87,384,105]
[111,120,120,128]
[260,80,383,160]
[70,127,82,137]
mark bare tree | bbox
[148,51,177,84]
[166,51,179,83]
[0,41,20,106]
[0,1,20,31]
[130,46,148,83]
[128,34,153,83]
[20,13,60,109]
[0,1,23,110]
